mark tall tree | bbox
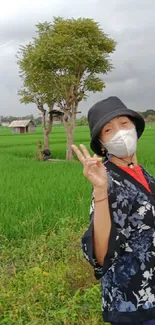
[17,17,116,160]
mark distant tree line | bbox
[0,115,42,125]
[76,116,88,126]
[1,108,155,128]
[76,109,155,126]
[76,110,155,126]
[137,110,155,122]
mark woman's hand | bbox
[71,144,108,190]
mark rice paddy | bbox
[0,123,155,324]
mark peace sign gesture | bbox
[71,144,108,189]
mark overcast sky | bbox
[0,0,155,117]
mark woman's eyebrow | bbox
[104,121,112,127]
[103,124,111,130]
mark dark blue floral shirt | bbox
[82,161,155,324]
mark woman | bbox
[72,96,155,325]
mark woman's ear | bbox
[98,139,105,156]
[101,148,106,157]
[101,145,108,157]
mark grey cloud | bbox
[1,0,155,116]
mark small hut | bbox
[9,119,36,134]
[49,110,64,125]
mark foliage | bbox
[0,114,34,123]
[142,109,155,118]
[0,228,103,325]
[146,114,155,121]
[17,17,116,158]
[76,116,88,126]
[17,17,116,107]
[137,110,155,119]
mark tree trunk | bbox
[64,112,75,160]
[66,129,74,160]
[42,107,53,150]
[44,129,50,149]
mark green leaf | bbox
[17,17,116,111]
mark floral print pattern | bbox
[81,162,155,323]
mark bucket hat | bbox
[88,96,145,156]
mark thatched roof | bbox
[49,109,64,116]
[9,120,35,128]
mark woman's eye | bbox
[122,121,127,125]
[105,129,111,133]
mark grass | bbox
[0,126,91,239]
[0,123,155,324]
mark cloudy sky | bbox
[0,0,155,117]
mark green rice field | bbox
[0,124,155,324]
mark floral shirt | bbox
[81,161,155,324]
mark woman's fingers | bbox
[71,145,85,164]
[72,144,102,166]
[85,160,101,168]
[85,158,102,164]
[79,144,91,159]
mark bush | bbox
[76,117,88,126]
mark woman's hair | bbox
[103,149,109,161]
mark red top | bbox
[119,165,152,193]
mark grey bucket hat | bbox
[88,96,145,156]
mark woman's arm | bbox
[71,144,129,278]
[93,186,111,266]
[81,182,130,279]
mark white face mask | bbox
[100,127,138,158]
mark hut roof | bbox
[9,120,35,128]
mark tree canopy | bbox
[17,17,116,159]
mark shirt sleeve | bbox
[81,188,129,280]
